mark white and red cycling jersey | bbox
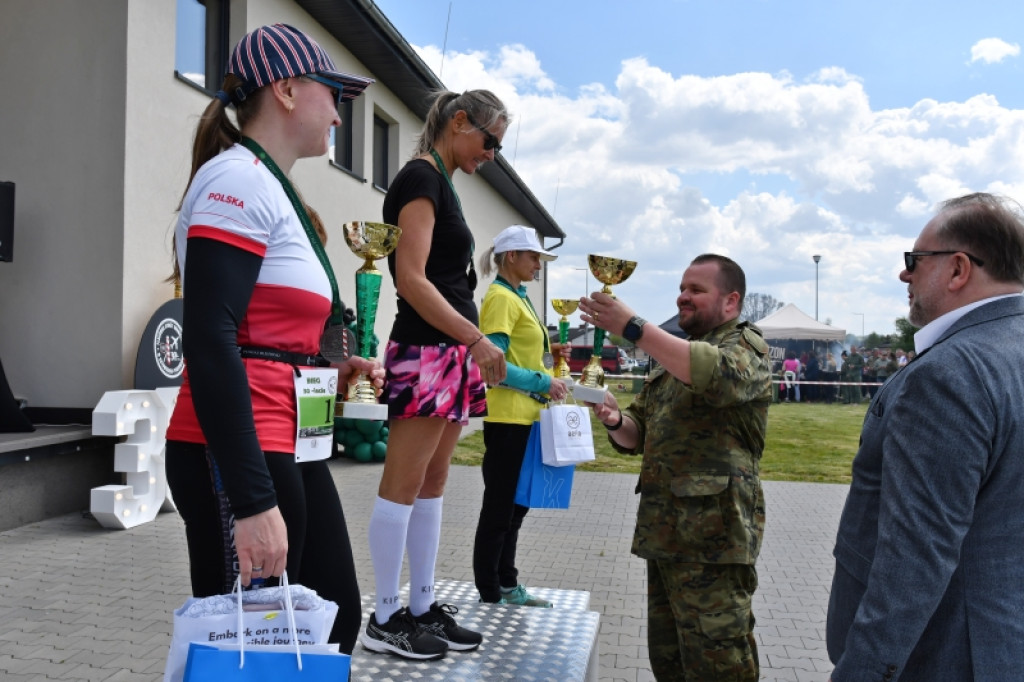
[167,144,331,454]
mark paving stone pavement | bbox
[0,443,848,681]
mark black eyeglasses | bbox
[303,74,343,107]
[465,113,502,153]
[903,250,985,272]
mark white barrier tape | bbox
[568,373,885,387]
[774,379,884,386]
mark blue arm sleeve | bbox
[486,332,553,394]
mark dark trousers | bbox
[166,441,362,653]
[804,375,819,402]
[472,421,531,602]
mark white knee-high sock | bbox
[407,495,444,617]
[368,496,413,624]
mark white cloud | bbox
[969,38,1021,65]
[412,43,1024,336]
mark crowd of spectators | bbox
[775,347,914,403]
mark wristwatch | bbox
[622,316,647,343]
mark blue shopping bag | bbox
[183,642,350,681]
[514,421,575,509]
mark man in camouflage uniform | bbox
[579,254,772,681]
[841,346,864,404]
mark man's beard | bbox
[678,310,713,338]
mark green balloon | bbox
[352,442,373,463]
[356,419,383,438]
[344,430,364,451]
[371,440,388,461]
[379,426,389,441]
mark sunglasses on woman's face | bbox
[303,74,343,108]
[465,113,502,153]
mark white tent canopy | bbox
[755,303,846,341]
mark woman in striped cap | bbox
[165,23,376,654]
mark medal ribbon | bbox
[239,137,345,327]
[494,276,550,355]
[429,148,478,289]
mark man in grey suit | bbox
[827,192,1024,682]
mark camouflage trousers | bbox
[842,377,862,404]
[647,560,759,682]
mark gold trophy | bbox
[571,254,638,404]
[338,221,401,420]
[550,298,579,384]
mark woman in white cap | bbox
[362,90,510,660]
[164,23,378,653]
[472,225,569,607]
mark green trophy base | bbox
[343,401,388,421]
[570,382,607,404]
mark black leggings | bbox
[472,421,531,602]
[166,441,362,653]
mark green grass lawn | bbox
[453,388,869,484]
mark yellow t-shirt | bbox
[479,281,553,425]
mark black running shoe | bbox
[360,607,448,660]
[412,602,483,651]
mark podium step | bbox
[351,580,599,681]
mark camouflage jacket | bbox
[611,318,772,564]
[842,352,864,379]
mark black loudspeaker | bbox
[0,182,13,262]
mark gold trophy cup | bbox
[339,221,401,420]
[571,254,638,404]
[550,298,579,384]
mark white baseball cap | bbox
[493,225,557,261]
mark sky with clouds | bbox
[373,0,1024,337]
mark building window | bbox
[175,0,229,91]
[372,115,390,191]
[334,98,354,171]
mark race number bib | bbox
[294,368,338,462]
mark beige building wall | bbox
[0,0,545,410]
[122,0,207,392]
[0,0,130,408]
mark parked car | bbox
[567,345,620,373]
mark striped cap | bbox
[227,23,373,101]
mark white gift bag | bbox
[164,572,338,682]
[540,403,596,467]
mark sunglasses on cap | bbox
[465,113,503,153]
[303,74,344,108]
[903,250,985,272]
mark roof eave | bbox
[295,0,565,239]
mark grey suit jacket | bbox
[827,295,1024,682]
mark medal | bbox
[319,324,354,363]
[542,352,554,370]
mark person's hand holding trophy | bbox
[572,254,637,404]
[336,221,401,420]
[550,298,579,384]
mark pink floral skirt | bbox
[382,340,487,425]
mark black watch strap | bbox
[625,316,648,342]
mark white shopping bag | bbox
[540,403,596,467]
[164,572,338,682]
